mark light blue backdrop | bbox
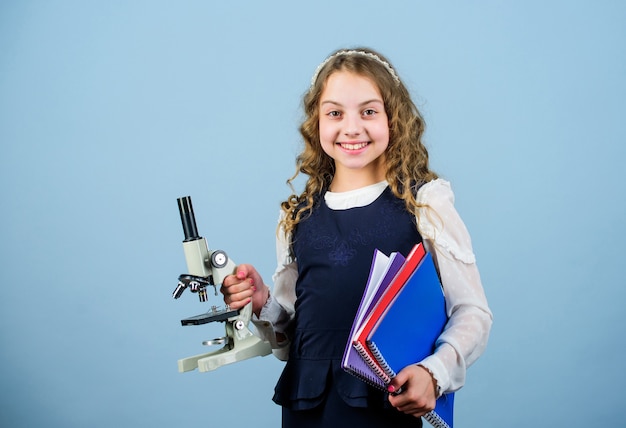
[1,1,624,427]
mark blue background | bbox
[1,1,624,427]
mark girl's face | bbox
[318,70,389,191]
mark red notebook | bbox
[351,243,426,374]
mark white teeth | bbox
[340,142,368,150]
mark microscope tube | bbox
[177,196,200,241]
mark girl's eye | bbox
[363,109,377,116]
[328,111,342,118]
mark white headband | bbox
[310,50,401,88]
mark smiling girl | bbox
[221,48,492,428]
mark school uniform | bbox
[253,180,493,427]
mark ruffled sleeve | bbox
[415,179,476,264]
[414,179,493,394]
[251,210,297,361]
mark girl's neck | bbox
[329,169,387,193]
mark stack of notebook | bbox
[341,243,454,428]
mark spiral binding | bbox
[424,410,451,428]
[367,341,397,379]
[353,342,392,384]
[344,366,386,390]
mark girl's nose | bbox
[343,114,362,136]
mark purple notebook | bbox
[341,250,406,387]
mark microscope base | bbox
[178,334,272,373]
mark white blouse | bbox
[252,179,493,395]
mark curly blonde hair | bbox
[280,47,438,241]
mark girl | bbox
[221,47,492,427]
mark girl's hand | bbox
[387,365,437,418]
[220,264,269,317]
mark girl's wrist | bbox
[253,285,271,318]
[418,364,440,397]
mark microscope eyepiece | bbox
[177,196,200,241]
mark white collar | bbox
[324,181,388,210]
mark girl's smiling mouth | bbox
[338,141,370,151]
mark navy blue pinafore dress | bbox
[273,187,424,427]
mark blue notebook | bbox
[366,251,453,428]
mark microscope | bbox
[173,196,271,373]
